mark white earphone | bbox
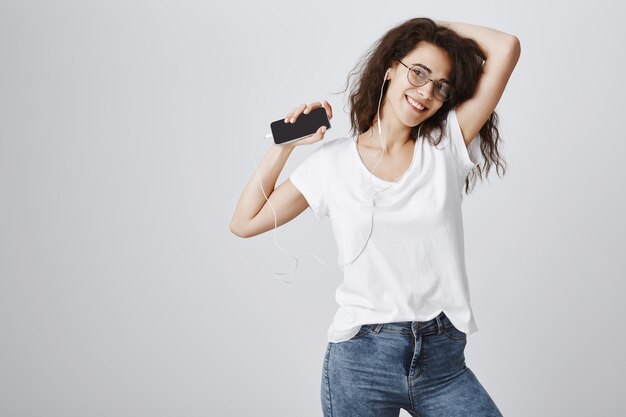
[255,66,420,283]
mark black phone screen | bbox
[270,107,331,145]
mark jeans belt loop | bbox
[436,314,443,334]
[374,323,384,333]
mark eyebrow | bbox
[412,63,432,73]
[410,63,451,83]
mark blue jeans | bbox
[321,311,503,417]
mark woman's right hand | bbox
[283,100,333,147]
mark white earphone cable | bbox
[253,70,421,283]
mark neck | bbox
[360,115,413,154]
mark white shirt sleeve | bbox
[447,108,485,176]
[289,144,329,220]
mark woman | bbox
[230,17,520,417]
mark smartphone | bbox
[270,106,331,146]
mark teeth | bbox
[407,96,425,110]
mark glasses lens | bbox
[408,66,428,87]
[408,65,453,101]
[434,82,453,101]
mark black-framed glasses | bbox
[397,60,454,102]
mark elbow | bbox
[487,35,521,70]
[505,34,521,62]
[229,221,250,239]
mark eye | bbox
[435,82,451,95]
[412,68,427,79]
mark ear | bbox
[387,61,400,80]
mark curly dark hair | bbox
[333,17,506,193]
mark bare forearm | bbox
[230,143,295,228]
[439,20,520,59]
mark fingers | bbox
[313,124,327,141]
[313,100,333,120]
[303,100,323,114]
[322,100,333,120]
[284,100,333,123]
[284,103,306,123]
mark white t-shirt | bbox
[289,108,485,343]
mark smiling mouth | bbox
[406,95,427,112]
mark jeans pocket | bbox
[347,324,375,341]
[442,322,467,341]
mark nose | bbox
[416,80,434,100]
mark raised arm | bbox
[229,101,331,238]
[229,142,307,238]
[440,21,521,144]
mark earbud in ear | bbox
[385,68,391,80]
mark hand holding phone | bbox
[270,100,333,146]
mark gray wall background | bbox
[1,0,625,416]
